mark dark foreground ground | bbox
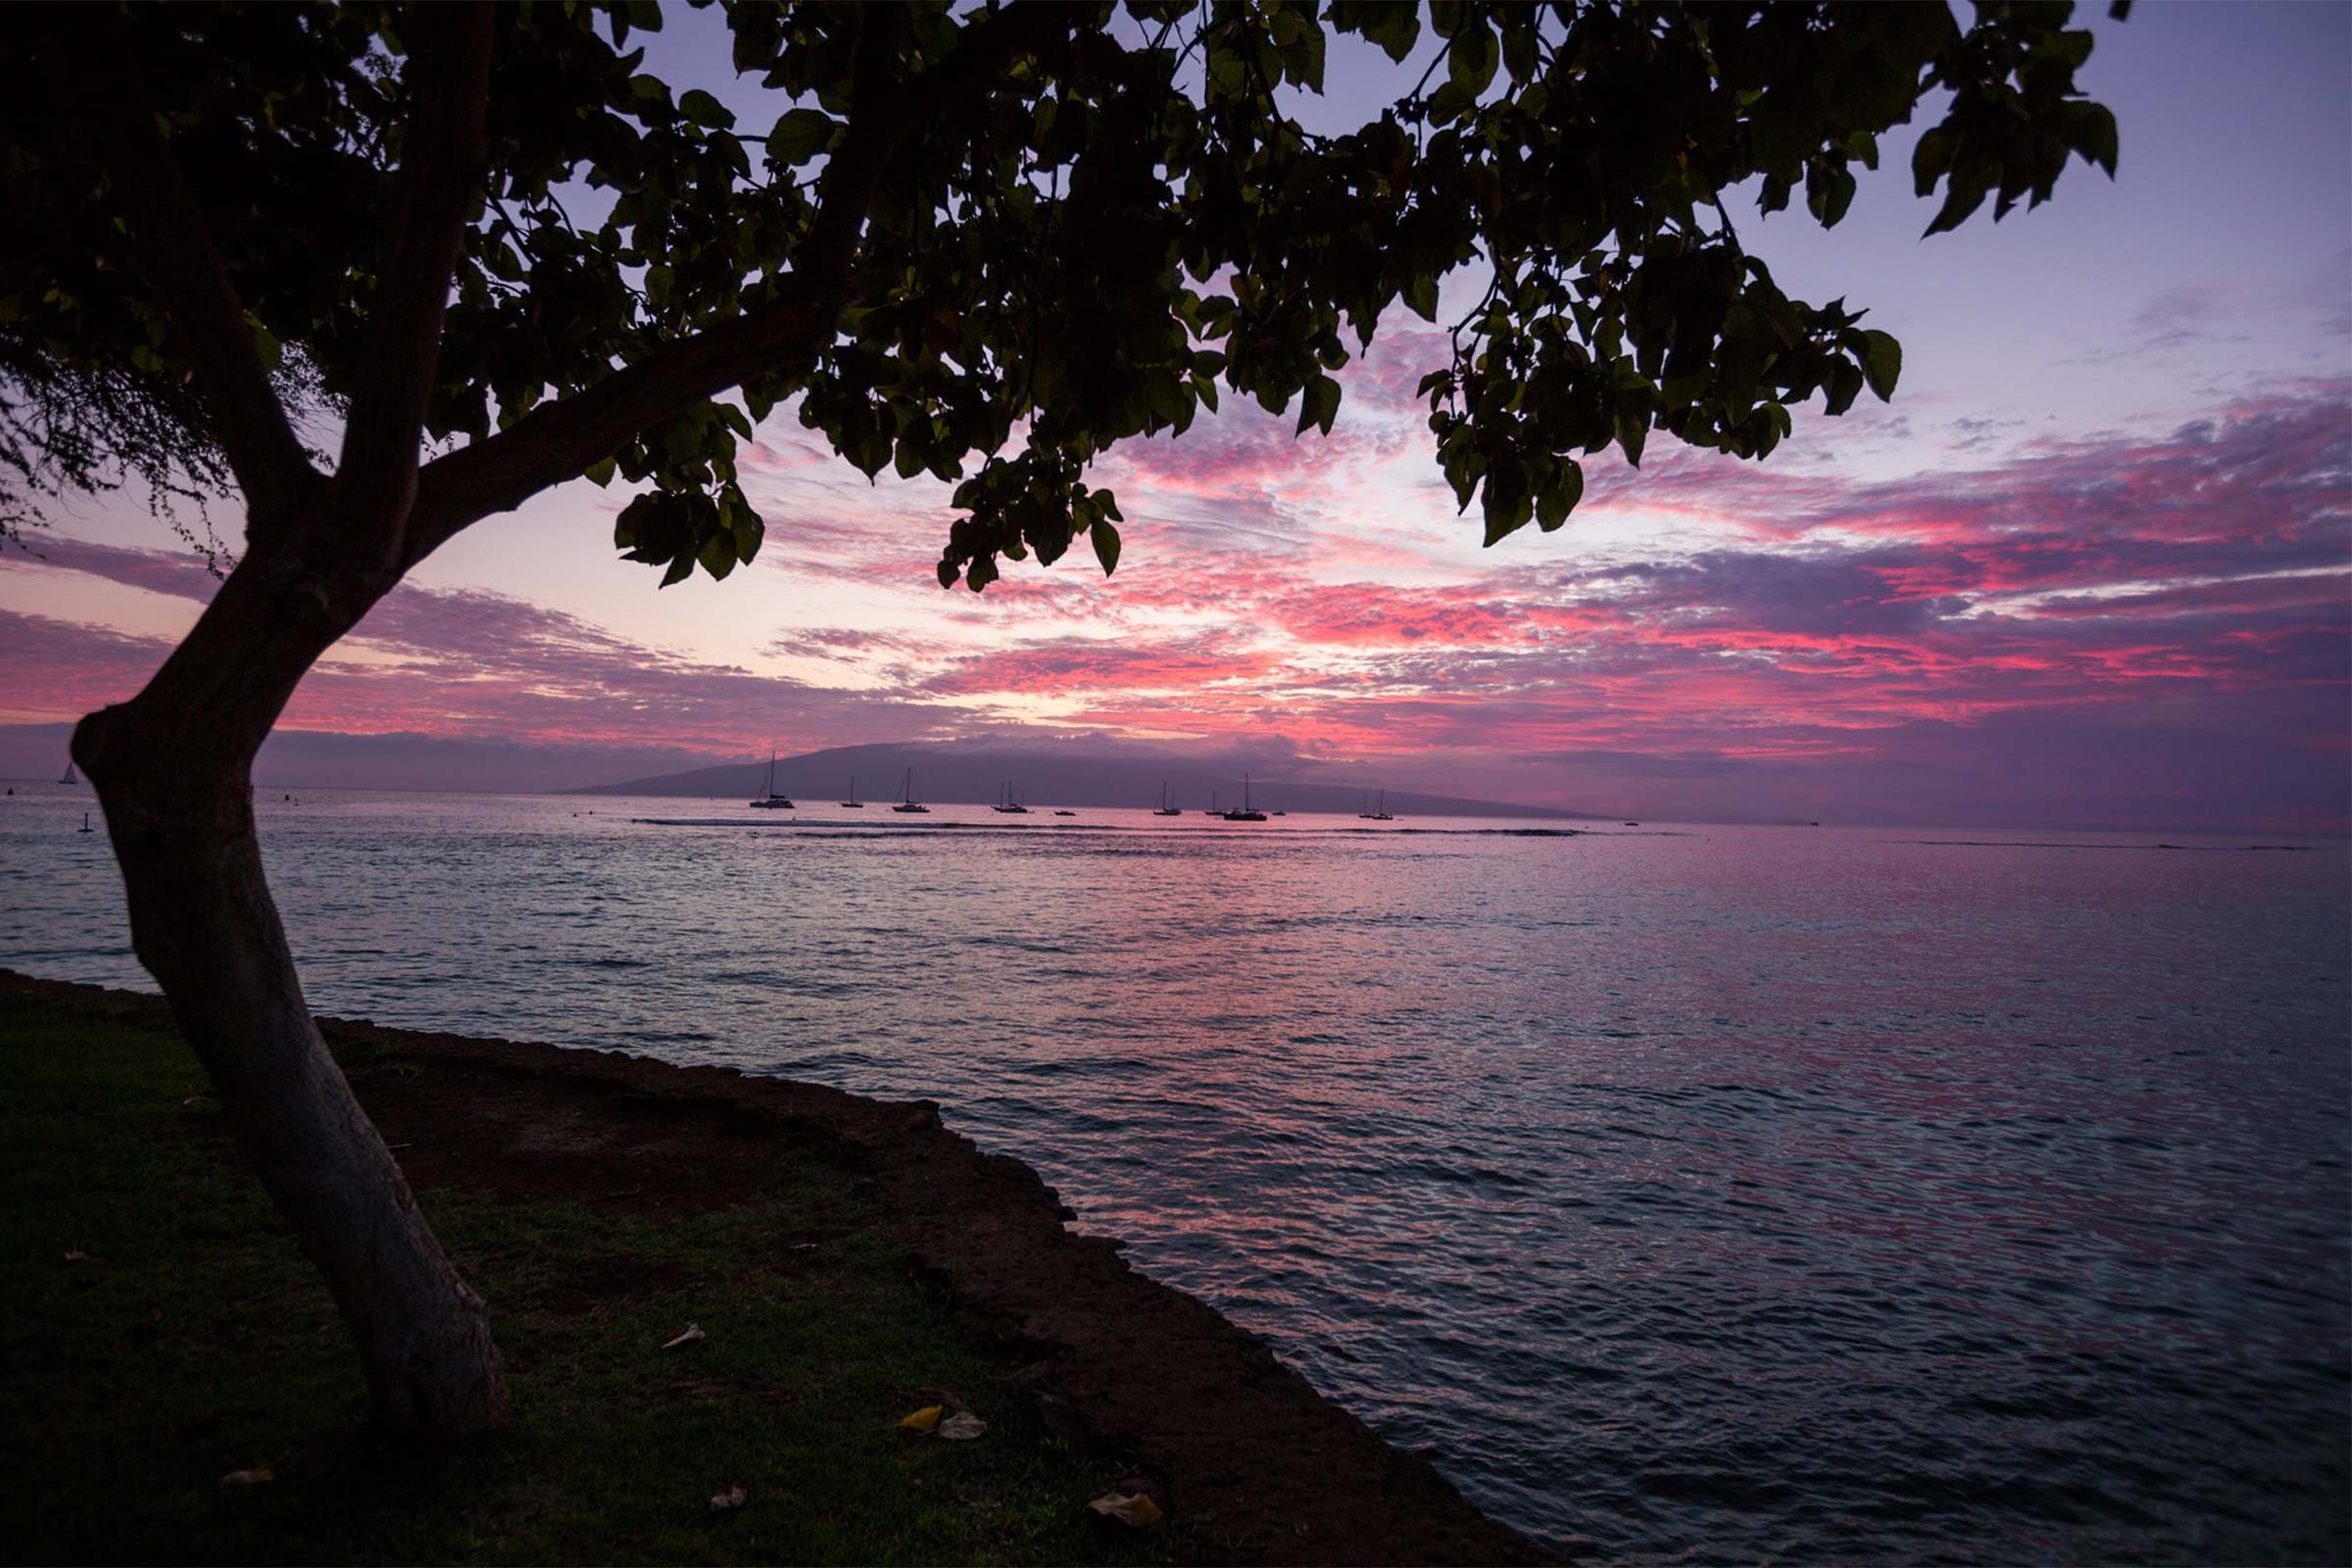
[0,972,1540,1566]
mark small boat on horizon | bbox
[841,775,863,808]
[1054,808,1076,816]
[891,768,930,813]
[1153,782,1181,816]
[749,751,794,809]
[1359,791,1393,822]
[1222,773,1267,822]
[59,760,78,787]
[1623,821,1640,827]
[992,782,1030,814]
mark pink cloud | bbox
[8,376,2344,830]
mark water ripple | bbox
[2,789,2344,1563]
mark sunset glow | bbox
[2,4,2344,831]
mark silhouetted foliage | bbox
[3,0,2121,583]
[0,329,335,570]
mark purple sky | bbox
[3,2,2346,830]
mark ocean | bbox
[4,785,2346,1562]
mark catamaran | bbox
[841,775,863,808]
[993,782,1030,813]
[1153,782,1181,816]
[1222,772,1267,822]
[891,768,929,813]
[748,751,794,808]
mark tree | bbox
[2,0,2121,1443]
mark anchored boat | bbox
[749,752,794,809]
[891,768,930,813]
[1222,773,1267,822]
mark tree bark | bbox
[73,546,505,1443]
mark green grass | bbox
[0,993,1184,1565]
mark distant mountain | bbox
[575,742,1596,820]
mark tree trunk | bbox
[74,546,505,1443]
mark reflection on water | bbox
[4,788,2346,1563]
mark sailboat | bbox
[1222,772,1267,822]
[58,760,77,787]
[748,751,794,808]
[993,781,1030,813]
[1362,791,1394,822]
[1153,782,1181,816]
[891,768,929,813]
[840,775,863,808]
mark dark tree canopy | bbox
[3,0,2120,588]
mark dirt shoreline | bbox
[2,972,1547,1566]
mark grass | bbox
[0,992,1185,1565]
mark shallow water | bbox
[4,787,2346,1562]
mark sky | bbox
[3,1,2347,830]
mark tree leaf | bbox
[1403,271,1439,322]
[1536,460,1583,531]
[1297,373,1342,437]
[769,108,838,164]
[1448,21,1497,98]
[1088,1492,1165,1527]
[1091,518,1121,576]
[1854,329,1901,401]
[678,89,734,130]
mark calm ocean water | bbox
[3,786,2346,1562]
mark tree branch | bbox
[334,3,496,533]
[404,1,1073,565]
[56,16,316,527]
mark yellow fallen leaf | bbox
[662,1324,705,1350]
[710,1485,747,1513]
[937,1412,987,1441]
[219,1468,274,1490]
[898,1404,944,1433]
[1088,1492,1164,1527]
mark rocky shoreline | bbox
[2,972,1545,1565]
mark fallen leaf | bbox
[62,1250,86,1264]
[662,1324,706,1350]
[710,1485,747,1513]
[897,1404,944,1433]
[936,1411,987,1441]
[219,1468,274,1490]
[904,1385,970,1413]
[1088,1491,1165,1528]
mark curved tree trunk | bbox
[74,546,505,1442]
